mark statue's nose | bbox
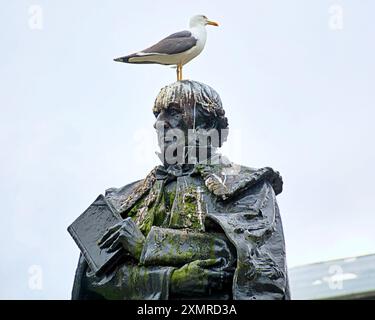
[154,116,170,130]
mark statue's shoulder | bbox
[197,161,283,200]
[103,167,158,215]
[103,180,142,213]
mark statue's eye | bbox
[168,108,179,117]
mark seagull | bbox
[114,15,219,81]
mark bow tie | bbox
[155,164,196,181]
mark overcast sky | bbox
[0,0,374,299]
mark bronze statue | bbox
[70,80,290,300]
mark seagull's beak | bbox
[206,20,219,27]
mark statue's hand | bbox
[170,258,232,297]
[98,217,145,260]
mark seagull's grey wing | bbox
[142,30,197,55]
[164,30,193,39]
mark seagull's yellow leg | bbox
[177,64,182,81]
[176,64,182,81]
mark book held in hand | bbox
[68,194,123,275]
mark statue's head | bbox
[153,80,229,166]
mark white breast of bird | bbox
[180,26,207,66]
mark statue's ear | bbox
[192,105,214,129]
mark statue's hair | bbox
[153,80,229,134]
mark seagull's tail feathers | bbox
[114,52,162,64]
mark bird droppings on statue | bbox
[114,15,219,81]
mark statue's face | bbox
[154,103,212,165]
[154,104,188,151]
